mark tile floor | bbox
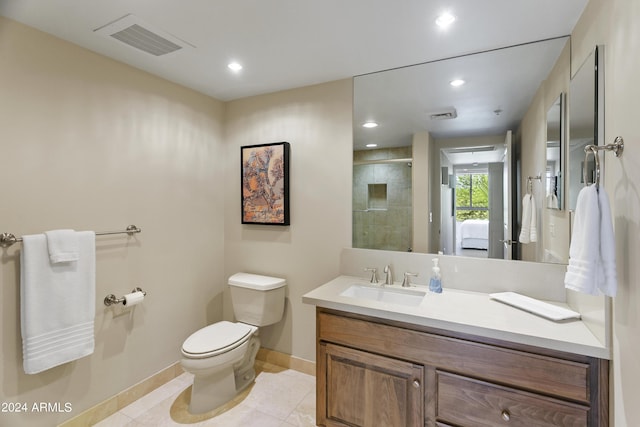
[94,361,316,427]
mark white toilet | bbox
[180,272,287,414]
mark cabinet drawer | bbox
[436,371,589,427]
[318,311,590,402]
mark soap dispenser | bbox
[429,258,443,293]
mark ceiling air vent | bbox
[94,14,193,56]
[445,145,496,154]
[428,108,457,120]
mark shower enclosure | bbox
[352,147,413,252]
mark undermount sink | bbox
[339,284,426,307]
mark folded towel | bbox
[519,194,537,243]
[44,229,79,263]
[21,231,96,374]
[564,185,617,296]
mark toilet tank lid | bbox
[228,272,286,290]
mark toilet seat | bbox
[182,321,254,359]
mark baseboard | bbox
[58,349,315,426]
[256,347,316,376]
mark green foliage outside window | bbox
[456,173,489,221]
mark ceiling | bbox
[353,36,569,159]
[0,0,587,102]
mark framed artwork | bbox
[241,142,290,225]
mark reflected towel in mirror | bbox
[519,194,537,244]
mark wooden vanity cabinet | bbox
[316,308,609,427]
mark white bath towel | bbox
[44,229,79,263]
[518,194,538,244]
[21,231,96,374]
[598,186,617,296]
[564,186,600,294]
[564,185,617,296]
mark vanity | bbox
[303,267,610,427]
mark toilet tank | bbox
[228,273,286,326]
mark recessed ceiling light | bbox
[362,121,378,128]
[228,62,243,72]
[366,143,378,148]
[450,79,465,87]
[436,12,456,28]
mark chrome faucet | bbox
[384,265,394,285]
[402,272,418,287]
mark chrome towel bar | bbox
[0,224,141,248]
[526,175,542,194]
[583,136,625,189]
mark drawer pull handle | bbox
[501,410,511,421]
[412,380,420,388]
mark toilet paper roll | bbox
[123,291,144,307]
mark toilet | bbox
[180,272,287,414]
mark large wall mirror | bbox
[353,36,571,263]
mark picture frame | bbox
[241,142,290,225]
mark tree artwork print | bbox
[241,142,290,225]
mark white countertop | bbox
[302,275,610,359]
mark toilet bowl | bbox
[180,273,286,414]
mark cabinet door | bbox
[319,343,424,427]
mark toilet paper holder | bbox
[104,287,147,306]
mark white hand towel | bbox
[529,195,538,243]
[598,186,617,296]
[565,185,601,295]
[21,231,96,374]
[44,229,79,263]
[519,194,532,244]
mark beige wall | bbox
[571,0,640,425]
[0,17,226,426]
[223,80,352,361]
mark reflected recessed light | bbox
[436,12,456,28]
[366,143,378,148]
[450,79,465,87]
[362,121,378,128]
[228,62,243,72]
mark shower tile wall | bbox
[353,147,412,252]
